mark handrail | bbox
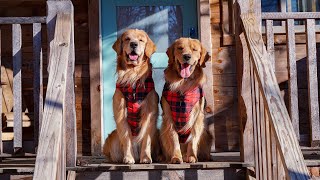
[33,13,72,180]
[240,12,310,180]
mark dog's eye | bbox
[193,48,198,51]
[177,47,183,50]
[139,39,145,42]
[125,38,130,41]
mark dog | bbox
[160,38,212,163]
[103,29,160,164]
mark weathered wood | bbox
[12,24,23,153]
[0,17,46,24]
[261,12,320,19]
[241,13,310,180]
[33,13,71,180]
[266,20,275,70]
[33,23,43,151]
[67,171,76,180]
[47,1,77,167]
[89,0,102,156]
[238,34,254,164]
[305,19,320,147]
[286,19,300,141]
[0,27,2,154]
[259,92,267,180]
[265,109,272,180]
[271,129,278,180]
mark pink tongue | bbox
[129,54,139,61]
[180,63,191,78]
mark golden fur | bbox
[160,38,212,163]
[103,29,160,164]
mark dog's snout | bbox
[183,54,191,61]
[130,42,138,49]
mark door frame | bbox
[89,0,213,155]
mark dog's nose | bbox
[130,42,138,49]
[183,54,191,61]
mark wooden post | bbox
[89,0,102,156]
[241,12,310,180]
[34,13,72,180]
[12,24,23,154]
[47,1,77,167]
[0,27,2,155]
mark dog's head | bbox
[166,38,209,79]
[113,29,156,66]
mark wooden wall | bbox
[0,0,91,155]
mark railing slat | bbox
[34,13,72,180]
[33,23,43,151]
[0,27,2,154]
[266,20,275,70]
[12,24,23,153]
[262,12,320,19]
[259,92,267,180]
[286,19,300,141]
[306,19,320,147]
[0,17,46,24]
[241,12,310,180]
[265,109,272,180]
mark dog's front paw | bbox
[187,156,198,163]
[171,156,183,164]
[123,156,135,164]
[140,156,152,164]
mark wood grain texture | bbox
[33,23,43,150]
[241,13,310,180]
[33,13,71,180]
[261,12,320,19]
[12,24,23,152]
[89,0,102,156]
[286,19,300,141]
[0,17,46,24]
[305,19,320,147]
[266,20,275,70]
[46,1,77,167]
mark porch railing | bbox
[239,12,313,179]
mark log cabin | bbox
[0,0,319,179]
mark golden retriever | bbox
[103,29,160,164]
[160,38,212,163]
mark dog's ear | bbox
[112,36,122,55]
[199,44,210,68]
[145,35,156,58]
[166,43,175,65]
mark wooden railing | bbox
[0,16,46,155]
[33,12,73,180]
[239,12,311,179]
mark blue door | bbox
[101,0,198,140]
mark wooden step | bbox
[3,112,33,128]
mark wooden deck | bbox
[0,151,319,179]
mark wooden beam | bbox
[286,19,300,141]
[33,13,71,180]
[12,24,23,154]
[261,12,320,19]
[0,27,2,154]
[265,20,275,70]
[0,17,46,24]
[89,0,102,156]
[305,19,320,147]
[33,23,43,151]
[241,12,310,180]
[47,1,77,167]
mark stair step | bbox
[3,112,33,128]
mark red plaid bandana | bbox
[162,83,204,143]
[116,72,155,136]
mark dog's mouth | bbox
[179,63,193,78]
[127,51,139,61]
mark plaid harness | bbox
[162,83,204,143]
[116,72,155,136]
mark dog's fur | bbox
[160,38,212,163]
[103,29,160,164]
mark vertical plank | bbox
[33,23,43,151]
[286,19,300,141]
[12,24,23,153]
[305,19,320,147]
[266,20,275,70]
[47,1,77,167]
[255,73,263,180]
[259,92,267,180]
[0,27,2,154]
[89,0,102,156]
[271,129,278,180]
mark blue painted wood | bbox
[101,0,198,139]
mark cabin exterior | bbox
[0,0,319,179]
